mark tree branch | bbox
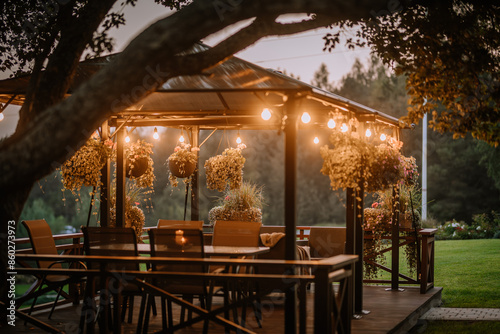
[172,14,337,76]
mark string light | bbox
[341,123,349,132]
[313,136,319,144]
[179,134,185,143]
[153,127,159,140]
[327,118,336,129]
[125,130,131,143]
[365,128,372,138]
[380,133,387,141]
[301,112,311,124]
[261,108,272,120]
[236,130,242,144]
[0,112,5,122]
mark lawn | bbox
[419,239,500,333]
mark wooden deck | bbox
[11,285,442,334]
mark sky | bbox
[0,1,371,138]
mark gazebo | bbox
[1,43,406,328]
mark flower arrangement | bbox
[167,142,198,188]
[204,145,246,192]
[125,139,155,189]
[363,185,421,279]
[208,181,263,225]
[61,136,114,192]
[320,130,416,193]
[320,131,372,191]
[365,143,403,192]
[109,185,146,241]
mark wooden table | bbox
[136,243,270,257]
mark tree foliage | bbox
[324,1,500,145]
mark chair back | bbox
[82,226,139,271]
[157,219,203,230]
[308,227,346,258]
[22,219,62,270]
[148,228,206,286]
[260,226,285,234]
[213,221,262,247]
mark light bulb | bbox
[380,133,387,141]
[0,113,4,122]
[236,136,242,144]
[179,135,185,143]
[341,123,349,132]
[313,136,319,144]
[301,112,311,124]
[261,108,272,120]
[365,128,372,137]
[125,135,131,143]
[327,118,336,129]
[153,127,159,140]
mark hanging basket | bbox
[126,156,149,178]
[169,159,196,178]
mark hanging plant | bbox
[204,145,246,192]
[125,139,155,189]
[208,181,264,225]
[320,131,373,192]
[365,143,403,192]
[109,185,147,241]
[61,135,114,192]
[167,143,198,188]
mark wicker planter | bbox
[126,157,149,178]
[169,159,196,178]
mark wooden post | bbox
[345,187,356,316]
[116,127,126,228]
[354,183,364,313]
[283,95,297,334]
[100,121,110,227]
[391,186,400,290]
[191,126,200,221]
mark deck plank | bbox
[12,285,442,333]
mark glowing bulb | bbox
[365,128,372,137]
[179,135,185,143]
[153,127,159,140]
[236,136,242,144]
[125,135,131,143]
[0,113,4,122]
[313,136,319,144]
[301,112,311,124]
[261,108,272,120]
[380,133,387,141]
[341,123,349,132]
[327,118,336,129]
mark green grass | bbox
[435,239,500,308]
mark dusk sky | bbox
[0,1,371,137]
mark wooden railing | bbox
[13,253,357,334]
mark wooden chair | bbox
[157,219,204,230]
[212,220,262,327]
[21,219,86,319]
[81,226,146,325]
[139,228,214,333]
[308,227,346,259]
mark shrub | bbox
[436,211,500,240]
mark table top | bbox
[136,243,269,257]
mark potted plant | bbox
[125,139,155,189]
[167,142,198,188]
[204,145,246,192]
[61,135,114,192]
[208,181,264,225]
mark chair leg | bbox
[127,296,135,323]
[136,293,148,334]
[48,286,63,319]
[121,296,129,322]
